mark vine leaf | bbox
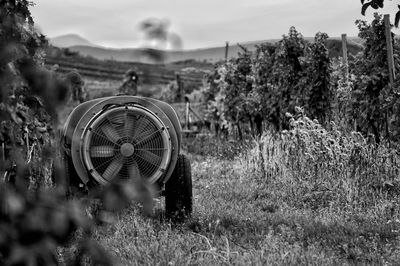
[371,1,379,9]
[396,8,400,27]
[362,2,372,15]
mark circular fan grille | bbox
[82,105,171,184]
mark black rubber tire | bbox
[165,154,193,221]
[60,151,81,196]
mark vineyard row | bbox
[45,58,206,86]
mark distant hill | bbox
[50,34,364,64]
[50,34,96,48]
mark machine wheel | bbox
[165,154,193,221]
[60,151,82,196]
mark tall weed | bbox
[241,109,400,211]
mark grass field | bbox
[55,89,400,265]
[82,134,400,266]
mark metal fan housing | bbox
[61,96,182,188]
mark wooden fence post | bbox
[225,41,229,61]
[175,73,183,102]
[384,14,396,87]
[185,96,190,130]
[384,14,396,139]
[341,33,349,80]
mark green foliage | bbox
[267,27,308,130]
[206,27,333,138]
[0,1,155,265]
[159,80,180,103]
[0,0,68,185]
[306,32,333,124]
[361,0,384,16]
[0,1,100,264]
[330,57,357,133]
[215,47,261,138]
[361,0,400,27]
[205,15,399,144]
[329,14,400,141]
[0,185,94,265]
[201,66,229,136]
[347,13,400,142]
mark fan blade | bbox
[132,117,152,138]
[101,123,120,143]
[124,113,136,137]
[90,146,115,158]
[128,161,141,180]
[102,156,124,181]
[134,129,158,144]
[137,150,161,165]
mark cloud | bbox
[30,0,400,50]
[138,18,183,50]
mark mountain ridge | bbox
[49,34,364,64]
[50,33,96,48]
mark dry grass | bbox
[53,104,400,265]
[90,126,400,265]
[84,78,166,100]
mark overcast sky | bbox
[30,0,399,50]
